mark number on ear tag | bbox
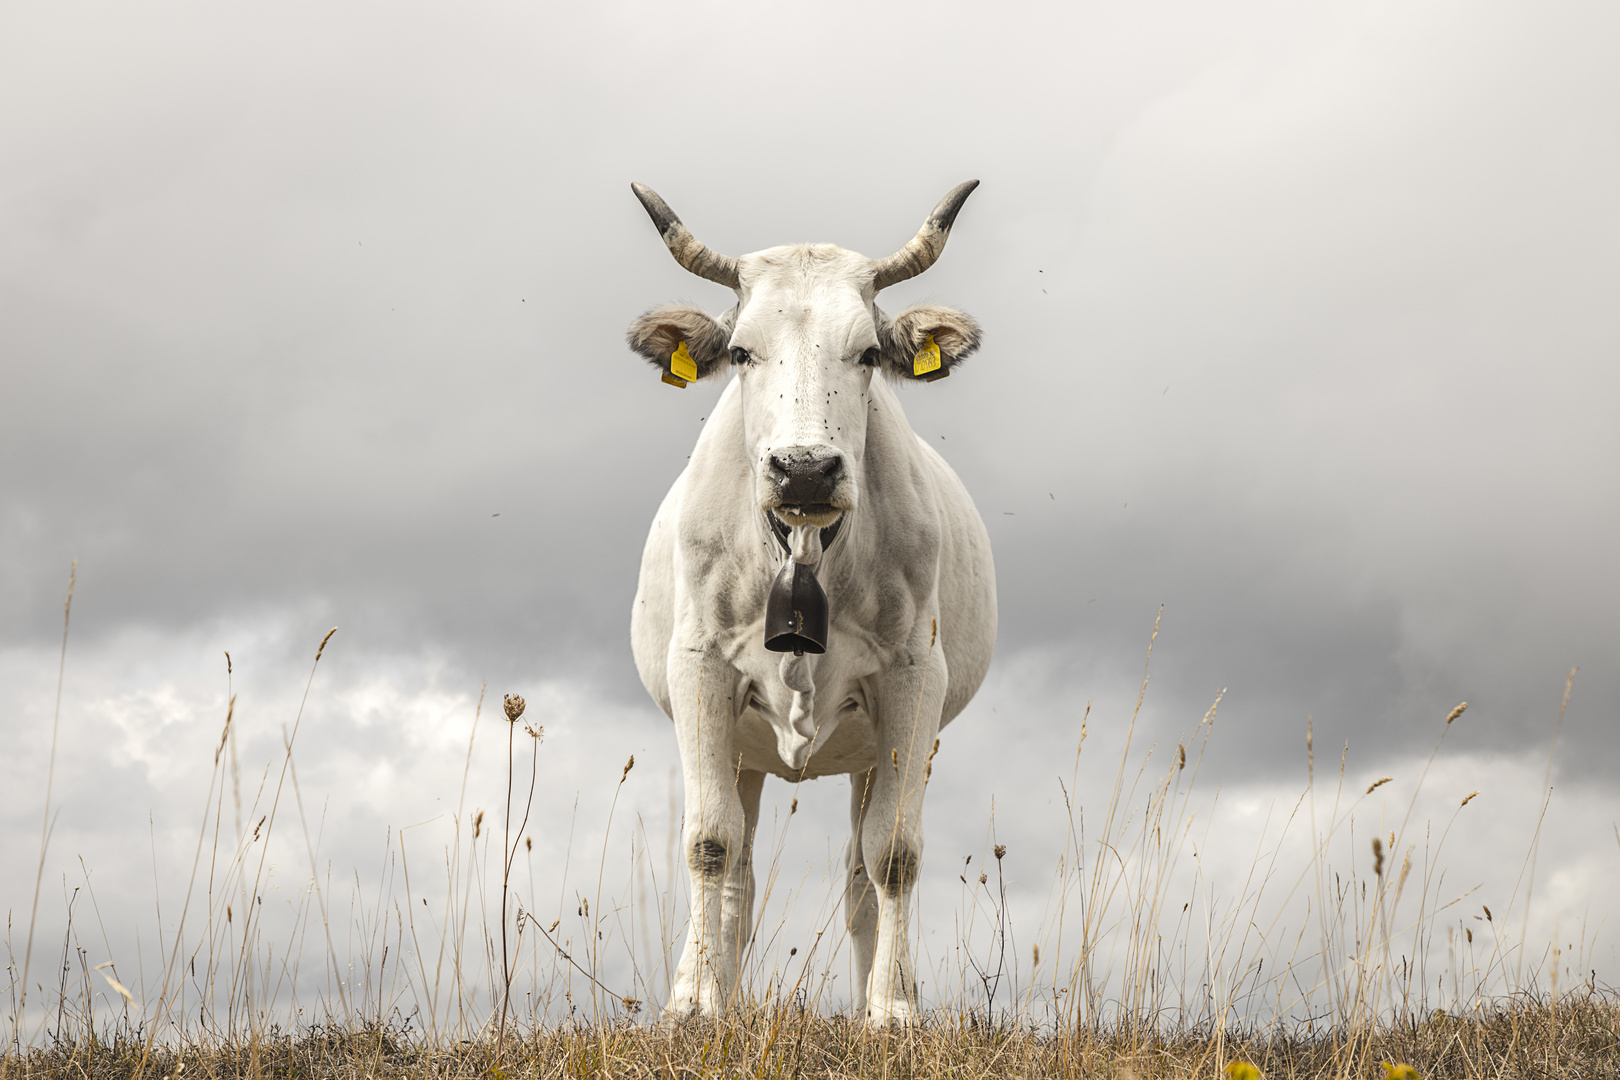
[912,335,942,377]
[670,340,698,382]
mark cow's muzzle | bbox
[767,447,849,526]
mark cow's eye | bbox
[859,347,880,367]
[730,347,755,366]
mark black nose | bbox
[769,448,844,505]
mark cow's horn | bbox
[871,180,980,291]
[630,182,741,290]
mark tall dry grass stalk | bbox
[11,560,74,1057]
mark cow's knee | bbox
[688,838,728,878]
[876,845,918,895]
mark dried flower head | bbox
[621,755,635,781]
[504,694,526,722]
[1372,837,1385,877]
[1177,743,1186,771]
[994,844,1006,861]
[977,872,988,885]
[315,626,338,662]
[1461,790,1480,807]
[525,836,532,852]
[473,810,484,838]
[524,722,544,741]
[1483,904,1492,922]
[1366,776,1393,794]
[1445,702,1468,724]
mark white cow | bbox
[625,181,997,1024]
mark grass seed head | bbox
[473,810,484,838]
[1445,702,1467,724]
[1461,790,1480,807]
[1367,775,1393,794]
[1373,837,1385,877]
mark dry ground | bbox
[6,996,1618,1079]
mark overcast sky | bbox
[3,0,1617,1029]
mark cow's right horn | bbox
[631,183,741,290]
[871,179,980,291]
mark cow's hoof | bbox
[661,991,726,1028]
[865,999,919,1027]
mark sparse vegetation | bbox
[4,577,1611,1078]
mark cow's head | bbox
[628,182,982,530]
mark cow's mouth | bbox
[771,503,843,528]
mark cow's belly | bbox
[734,689,878,780]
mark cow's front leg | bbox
[665,649,752,1021]
[862,648,948,1025]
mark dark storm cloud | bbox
[2,0,1616,799]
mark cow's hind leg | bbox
[846,769,878,1016]
[718,769,765,1003]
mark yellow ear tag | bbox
[670,340,698,382]
[912,334,942,378]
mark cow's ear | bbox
[627,304,732,383]
[877,304,982,383]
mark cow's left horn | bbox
[871,180,980,291]
[631,182,741,290]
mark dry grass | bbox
[3,582,1610,1079]
[6,997,1620,1078]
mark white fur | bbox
[630,242,997,1025]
